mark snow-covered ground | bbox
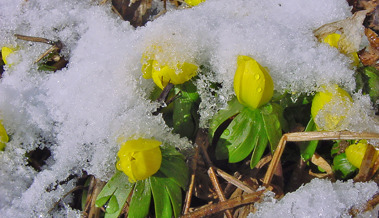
[0,0,378,217]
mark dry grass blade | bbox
[83,176,106,218]
[180,189,267,218]
[349,193,379,216]
[48,186,85,214]
[354,143,379,182]
[263,131,379,186]
[196,128,233,218]
[216,168,256,194]
[183,145,199,214]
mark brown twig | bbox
[83,176,106,218]
[14,34,63,64]
[354,143,378,182]
[180,189,267,218]
[48,186,86,214]
[183,145,199,214]
[263,131,379,186]
[196,129,233,218]
[216,168,256,194]
[349,193,379,216]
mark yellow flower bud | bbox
[141,48,198,89]
[311,84,353,131]
[323,33,359,66]
[234,55,274,109]
[345,140,379,168]
[185,0,205,7]
[1,47,15,65]
[0,122,9,151]
[116,138,162,183]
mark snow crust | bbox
[250,179,378,218]
[0,0,378,216]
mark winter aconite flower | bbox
[141,47,198,89]
[185,0,205,7]
[0,122,9,151]
[311,84,353,131]
[345,140,379,168]
[116,138,162,183]
[323,33,359,66]
[234,55,274,109]
[1,47,15,65]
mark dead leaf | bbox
[314,10,368,54]
[112,0,152,27]
[359,28,379,66]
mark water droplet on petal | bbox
[257,87,262,93]
[224,129,230,136]
[255,74,260,80]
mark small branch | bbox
[14,34,64,64]
[349,193,379,216]
[48,186,86,214]
[196,129,233,218]
[180,189,266,218]
[15,34,54,45]
[83,176,106,218]
[354,144,378,182]
[264,131,379,186]
[183,145,199,214]
[152,83,178,115]
[216,168,256,194]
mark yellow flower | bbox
[1,47,15,65]
[141,48,198,90]
[234,55,274,109]
[185,0,205,7]
[116,138,162,183]
[311,84,353,131]
[0,122,9,151]
[323,33,359,66]
[345,140,379,168]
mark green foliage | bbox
[95,146,188,218]
[210,100,283,168]
[356,66,379,106]
[95,171,134,218]
[172,82,200,140]
[299,118,318,161]
[333,153,358,179]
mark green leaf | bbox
[150,174,173,218]
[81,177,91,210]
[159,149,189,190]
[209,97,245,138]
[333,153,358,179]
[364,66,379,105]
[164,178,182,218]
[128,180,151,218]
[261,103,283,153]
[300,117,318,161]
[250,131,268,168]
[173,82,200,140]
[95,170,134,218]
[216,108,262,163]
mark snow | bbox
[249,179,378,218]
[0,0,378,216]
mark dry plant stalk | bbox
[263,131,379,186]
[196,129,233,218]
[180,189,267,218]
[83,176,106,218]
[14,34,63,63]
[216,168,256,194]
[183,145,199,214]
